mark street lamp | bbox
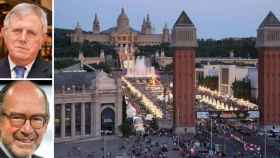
[211,117,213,155]
[101,130,106,158]
[264,129,267,158]
[209,117,214,157]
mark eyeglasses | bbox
[1,112,48,129]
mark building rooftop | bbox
[259,11,280,28]
[101,26,140,34]
[55,71,96,88]
[174,11,194,27]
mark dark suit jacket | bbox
[0,146,43,158]
[0,56,52,78]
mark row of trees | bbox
[231,79,251,100]
[197,38,257,58]
[138,38,257,59]
[55,28,257,59]
[198,76,252,101]
[198,76,219,91]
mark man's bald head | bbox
[0,81,49,158]
[0,81,49,118]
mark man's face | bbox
[0,82,48,157]
[1,12,45,66]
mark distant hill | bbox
[54,28,257,59]
[197,37,257,58]
[54,28,80,58]
[54,28,72,47]
[54,28,116,59]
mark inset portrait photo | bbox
[0,1,52,79]
[0,80,53,158]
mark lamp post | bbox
[209,117,213,157]
[264,129,267,158]
[102,131,106,158]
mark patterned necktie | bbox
[14,66,26,78]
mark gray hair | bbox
[0,81,50,121]
[3,3,48,33]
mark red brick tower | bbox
[256,12,280,128]
[172,11,197,134]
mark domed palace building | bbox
[70,8,170,49]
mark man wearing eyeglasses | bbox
[0,81,49,158]
[0,3,51,79]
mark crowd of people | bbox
[124,128,211,158]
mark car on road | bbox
[133,116,145,134]
[238,128,252,136]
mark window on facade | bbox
[75,103,81,136]
[55,104,61,138]
[65,103,72,137]
[85,102,91,135]
[55,87,63,94]
[65,86,73,94]
[221,68,229,84]
[76,85,83,92]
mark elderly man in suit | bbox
[0,3,51,78]
[0,81,49,158]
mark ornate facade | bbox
[54,71,122,142]
[70,8,170,47]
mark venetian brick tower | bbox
[256,12,280,127]
[172,11,198,134]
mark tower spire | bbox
[256,11,280,47]
[162,23,170,43]
[146,14,150,24]
[142,14,151,34]
[121,7,125,14]
[93,13,100,33]
[141,17,146,33]
[174,11,194,27]
[76,21,81,29]
[259,11,280,28]
[173,10,197,134]
[256,11,280,126]
[172,11,197,47]
[93,13,100,24]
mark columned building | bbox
[54,71,122,143]
[70,8,170,47]
[172,11,197,134]
[256,12,280,127]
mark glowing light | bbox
[122,77,163,118]
[198,86,258,111]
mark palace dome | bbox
[117,8,130,32]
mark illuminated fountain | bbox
[198,86,258,111]
[126,56,156,78]
[122,77,163,118]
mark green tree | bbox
[231,79,251,100]
[119,119,133,137]
[150,118,159,131]
[122,96,127,122]
[85,62,112,73]
[164,63,173,72]
[199,76,218,91]
[54,58,79,69]
[197,37,257,58]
